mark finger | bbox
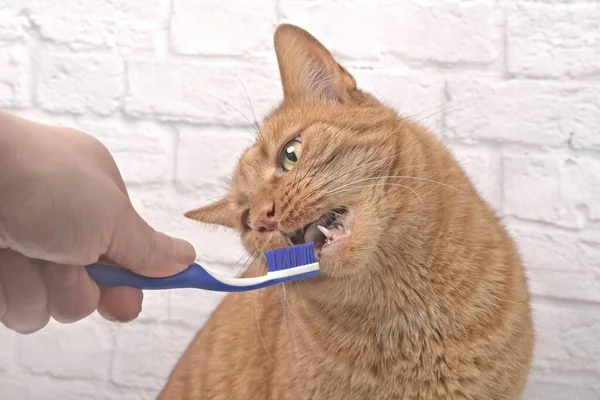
[97,286,143,323]
[0,251,50,334]
[44,264,100,323]
[107,204,196,277]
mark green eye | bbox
[280,138,302,171]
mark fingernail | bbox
[174,238,196,266]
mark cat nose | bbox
[252,202,278,231]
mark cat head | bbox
[186,24,422,278]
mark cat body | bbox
[159,25,534,400]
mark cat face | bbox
[186,24,406,277]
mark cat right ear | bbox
[273,24,356,104]
[184,198,237,229]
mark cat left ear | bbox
[184,198,237,229]
[274,24,357,104]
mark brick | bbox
[0,12,27,42]
[36,52,124,114]
[0,0,23,12]
[127,186,247,267]
[171,0,276,55]
[137,291,170,324]
[9,108,79,128]
[582,224,600,244]
[170,283,227,328]
[279,0,382,62]
[280,0,500,63]
[0,375,154,400]
[0,46,31,107]
[503,153,600,228]
[125,60,280,124]
[524,373,600,400]
[190,227,247,268]
[26,0,161,19]
[507,3,600,78]
[175,125,257,265]
[18,318,114,379]
[508,226,600,302]
[0,327,17,374]
[30,15,155,51]
[350,70,445,131]
[21,0,160,51]
[444,79,600,146]
[0,2,599,397]
[176,126,253,190]
[449,146,502,210]
[112,323,194,389]
[531,299,600,375]
[127,187,198,242]
[77,119,173,184]
[563,89,600,152]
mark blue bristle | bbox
[265,242,317,272]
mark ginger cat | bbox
[159,24,534,400]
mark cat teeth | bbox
[317,225,333,240]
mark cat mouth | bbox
[286,207,351,256]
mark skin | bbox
[159,24,534,399]
[0,110,196,334]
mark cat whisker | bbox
[237,78,264,140]
[293,134,424,201]
[278,284,305,356]
[295,148,428,204]
[437,116,480,136]
[406,98,472,121]
[185,90,260,138]
[326,175,463,196]
[324,182,425,204]
[295,281,311,318]
[281,284,309,341]
[251,256,279,367]
[293,126,346,190]
[379,98,475,146]
[294,162,392,205]
[236,250,259,278]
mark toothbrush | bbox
[85,242,319,292]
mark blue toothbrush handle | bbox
[86,263,226,291]
[86,263,319,292]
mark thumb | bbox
[106,204,196,277]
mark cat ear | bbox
[184,198,237,229]
[274,24,356,103]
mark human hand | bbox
[0,111,196,334]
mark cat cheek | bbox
[322,234,367,276]
[261,234,288,252]
[240,231,287,255]
[240,232,257,254]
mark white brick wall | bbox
[1,0,599,398]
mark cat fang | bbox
[286,207,352,258]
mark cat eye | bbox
[280,137,303,172]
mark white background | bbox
[1,0,600,399]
